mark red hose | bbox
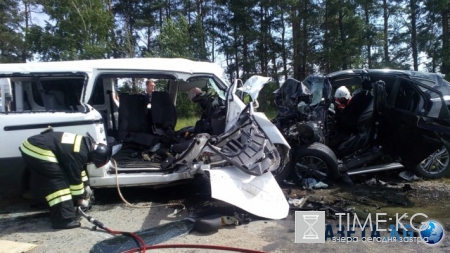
[76,206,144,253]
[78,207,261,253]
[102,227,147,253]
[122,243,267,253]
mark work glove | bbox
[78,199,92,212]
[84,185,94,202]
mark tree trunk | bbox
[442,5,450,77]
[210,1,215,62]
[147,26,151,54]
[243,34,248,77]
[300,0,308,81]
[383,0,389,67]
[233,25,240,80]
[364,1,371,68]
[338,7,347,70]
[291,2,300,79]
[280,4,288,80]
[324,0,330,73]
[410,0,418,71]
[22,1,29,63]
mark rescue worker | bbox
[334,86,352,111]
[19,128,111,229]
[336,78,373,133]
[188,88,204,106]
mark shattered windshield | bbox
[302,75,326,106]
[208,78,226,100]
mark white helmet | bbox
[335,86,351,99]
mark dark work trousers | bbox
[21,154,76,226]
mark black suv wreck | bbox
[273,69,450,183]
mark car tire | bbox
[413,143,450,179]
[271,144,291,184]
[291,142,339,184]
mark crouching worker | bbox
[19,129,111,229]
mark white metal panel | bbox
[208,167,289,220]
[88,169,198,187]
[253,112,290,148]
[0,109,104,159]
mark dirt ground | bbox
[0,167,449,253]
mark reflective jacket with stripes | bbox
[21,131,93,198]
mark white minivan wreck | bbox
[0,58,290,219]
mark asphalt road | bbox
[0,166,449,253]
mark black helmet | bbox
[91,143,111,167]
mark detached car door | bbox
[382,76,450,168]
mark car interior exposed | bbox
[272,69,450,184]
[89,75,231,171]
[2,77,85,112]
[0,69,240,171]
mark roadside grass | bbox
[175,108,278,131]
[176,117,198,131]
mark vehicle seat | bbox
[373,80,387,117]
[150,91,177,136]
[335,79,374,157]
[45,90,67,110]
[406,90,423,113]
[338,81,373,133]
[118,93,160,147]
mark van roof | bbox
[0,58,226,81]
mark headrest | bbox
[361,77,372,90]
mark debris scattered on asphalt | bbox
[282,179,296,186]
[402,184,413,192]
[303,178,329,189]
[288,197,307,207]
[365,178,377,185]
[303,178,317,188]
[314,181,328,189]
[398,171,421,181]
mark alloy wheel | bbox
[294,155,328,181]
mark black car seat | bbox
[118,93,160,147]
[335,78,374,157]
[373,80,387,117]
[118,91,179,148]
[150,91,177,136]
